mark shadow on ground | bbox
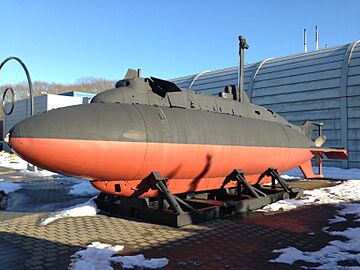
[0,231,81,270]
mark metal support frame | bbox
[150,172,196,214]
[222,169,266,198]
[308,121,324,137]
[257,168,298,195]
[150,172,184,214]
[96,169,303,227]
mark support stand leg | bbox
[148,172,196,214]
[223,169,266,198]
[260,168,299,194]
[149,172,184,215]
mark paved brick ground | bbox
[123,205,346,270]
[0,168,358,270]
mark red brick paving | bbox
[130,205,342,269]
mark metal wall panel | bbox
[171,41,360,169]
[348,86,360,96]
[349,57,360,67]
[252,88,340,104]
[347,48,360,138]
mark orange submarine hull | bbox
[10,137,316,198]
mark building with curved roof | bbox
[172,41,360,168]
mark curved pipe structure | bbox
[2,87,15,115]
[0,57,34,116]
[248,58,273,102]
[188,70,211,89]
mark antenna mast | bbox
[238,36,249,102]
[315,25,319,50]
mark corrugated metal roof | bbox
[171,41,360,169]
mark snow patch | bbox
[69,242,124,270]
[112,254,169,269]
[271,202,360,269]
[0,151,30,170]
[259,180,360,212]
[258,199,306,212]
[0,182,22,193]
[338,202,360,217]
[271,226,360,269]
[0,151,57,176]
[262,179,278,187]
[69,181,99,196]
[280,174,302,180]
[39,197,98,225]
[328,215,347,224]
[69,242,169,270]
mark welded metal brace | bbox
[258,168,297,194]
[149,172,196,214]
[222,169,267,198]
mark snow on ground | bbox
[39,197,98,225]
[69,242,169,270]
[0,151,97,196]
[258,180,360,212]
[0,181,22,193]
[69,181,99,196]
[0,151,57,177]
[0,151,30,171]
[271,202,360,269]
[280,174,302,180]
[270,167,360,269]
[328,215,347,224]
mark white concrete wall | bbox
[46,94,84,110]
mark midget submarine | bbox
[8,67,347,199]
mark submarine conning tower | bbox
[91,68,302,132]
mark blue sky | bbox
[0,0,359,84]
